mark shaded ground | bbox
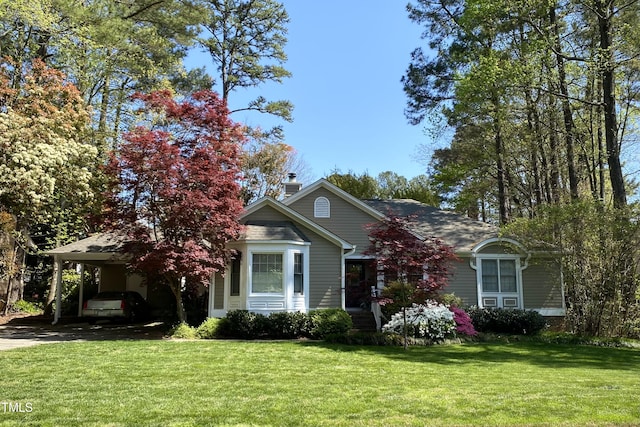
[0,314,166,350]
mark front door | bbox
[345,260,374,309]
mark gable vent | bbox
[314,196,330,218]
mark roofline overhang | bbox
[281,179,385,220]
[241,197,354,250]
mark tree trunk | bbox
[170,279,187,323]
[43,260,58,317]
[2,245,19,315]
[550,4,579,200]
[493,112,509,224]
[596,1,626,208]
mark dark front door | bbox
[345,260,374,309]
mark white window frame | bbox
[250,252,285,295]
[244,243,310,313]
[314,196,330,218]
[474,254,524,309]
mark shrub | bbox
[169,322,197,339]
[308,308,352,339]
[382,302,456,342]
[378,281,429,318]
[267,311,310,339]
[196,317,222,339]
[439,293,464,308]
[450,306,477,336]
[217,310,269,339]
[467,307,547,335]
[11,299,42,314]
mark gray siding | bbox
[287,187,377,256]
[522,258,564,309]
[213,272,224,310]
[244,205,291,223]
[244,204,343,309]
[446,258,477,306]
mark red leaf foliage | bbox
[364,213,459,296]
[103,90,245,287]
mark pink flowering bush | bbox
[450,306,477,336]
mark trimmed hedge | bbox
[213,309,352,340]
[308,308,353,339]
[196,317,223,339]
[467,307,547,335]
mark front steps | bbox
[348,311,377,332]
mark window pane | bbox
[252,254,283,293]
[481,259,499,292]
[294,253,303,294]
[230,254,241,296]
[500,260,517,292]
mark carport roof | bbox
[45,232,130,262]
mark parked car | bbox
[82,291,149,323]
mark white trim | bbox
[207,242,311,316]
[281,179,385,220]
[473,255,525,310]
[241,197,353,250]
[470,237,530,270]
[532,308,566,316]
[249,251,285,296]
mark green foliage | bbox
[216,310,269,339]
[199,0,292,121]
[439,293,463,307]
[379,280,428,318]
[195,317,222,339]
[505,201,640,338]
[467,307,547,336]
[169,322,197,339]
[10,299,42,314]
[308,308,352,339]
[326,169,439,205]
[266,311,309,339]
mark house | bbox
[47,178,565,325]
[208,178,565,322]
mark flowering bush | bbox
[450,306,477,336]
[382,301,456,341]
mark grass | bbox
[0,339,639,426]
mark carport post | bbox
[52,256,63,325]
[77,263,85,317]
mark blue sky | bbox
[186,1,433,182]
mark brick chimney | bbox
[283,173,302,197]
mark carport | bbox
[45,233,138,324]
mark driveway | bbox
[0,315,166,350]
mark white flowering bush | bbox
[382,301,456,341]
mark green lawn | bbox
[0,339,639,426]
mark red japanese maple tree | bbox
[364,213,458,347]
[365,214,457,294]
[104,90,245,321]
